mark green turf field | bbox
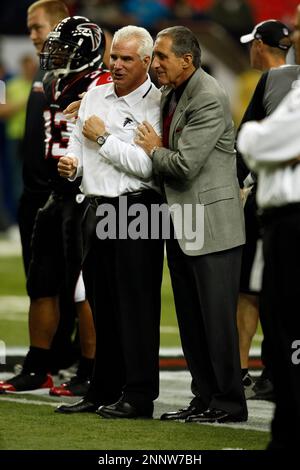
[0,397,269,450]
[0,255,262,348]
[0,256,26,296]
[0,255,181,347]
[0,244,268,450]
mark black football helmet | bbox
[40,16,105,76]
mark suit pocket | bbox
[198,186,234,205]
[198,186,234,241]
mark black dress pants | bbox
[83,190,164,407]
[166,235,247,417]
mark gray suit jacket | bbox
[152,68,245,256]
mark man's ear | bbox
[182,53,193,69]
[143,55,151,68]
[256,39,265,52]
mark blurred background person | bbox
[2,54,37,223]
[0,62,12,234]
[237,3,300,448]
[0,14,110,395]
[236,19,293,400]
[208,0,255,44]
[18,0,80,378]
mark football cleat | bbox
[0,372,53,393]
[49,375,90,397]
[250,376,275,401]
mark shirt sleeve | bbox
[65,96,86,180]
[237,84,300,170]
[99,103,160,180]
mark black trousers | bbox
[18,191,50,276]
[18,190,78,370]
[260,204,300,447]
[166,236,247,417]
[83,190,164,407]
[27,192,87,302]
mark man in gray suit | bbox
[136,26,247,423]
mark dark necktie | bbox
[155,92,177,198]
[162,91,177,148]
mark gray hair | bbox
[157,26,201,68]
[112,25,153,60]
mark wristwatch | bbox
[150,146,158,158]
[96,132,110,147]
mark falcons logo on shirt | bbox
[123,117,133,127]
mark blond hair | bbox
[28,1,69,25]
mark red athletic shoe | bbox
[49,376,90,397]
[0,373,53,393]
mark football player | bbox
[0,16,111,396]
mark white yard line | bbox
[0,396,58,407]
[0,239,21,256]
[0,296,29,318]
[160,326,179,334]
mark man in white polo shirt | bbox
[56,25,164,419]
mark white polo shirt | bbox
[67,76,161,197]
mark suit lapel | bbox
[168,70,200,148]
[169,93,189,147]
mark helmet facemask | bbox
[40,37,82,76]
[40,17,104,77]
